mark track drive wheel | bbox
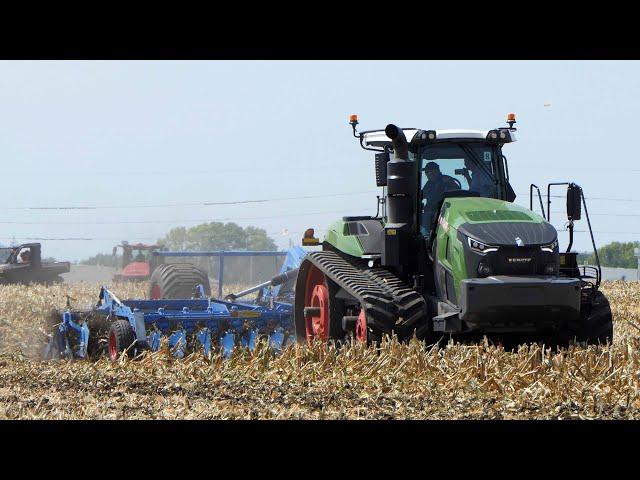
[148,263,211,299]
[294,261,344,345]
[575,290,613,345]
[108,319,136,361]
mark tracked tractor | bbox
[294,114,613,347]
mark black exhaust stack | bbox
[382,124,416,267]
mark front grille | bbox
[485,247,545,276]
[496,247,538,275]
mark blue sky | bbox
[0,61,638,261]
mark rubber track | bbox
[305,251,428,340]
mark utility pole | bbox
[635,247,640,281]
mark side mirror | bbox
[567,183,582,221]
[374,149,390,187]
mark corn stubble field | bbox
[1,281,639,419]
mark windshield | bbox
[0,248,13,263]
[132,249,149,262]
[415,142,501,236]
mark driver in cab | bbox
[18,249,31,264]
[421,161,460,226]
[458,158,495,198]
[422,162,460,207]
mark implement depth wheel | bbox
[295,261,344,345]
[108,320,135,361]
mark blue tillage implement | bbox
[43,247,306,360]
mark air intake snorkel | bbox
[385,124,409,160]
[382,124,416,267]
[384,124,414,227]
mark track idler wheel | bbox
[355,308,368,343]
[296,261,345,345]
[308,282,330,342]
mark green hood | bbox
[444,197,544,228]
[441,197,557,247]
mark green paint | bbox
[323,195,550,305]
[436,197,547,301]
[444,197,546,230]
[323,220,366,257]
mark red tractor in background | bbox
[112,242,166,282]
[111,241,212,299]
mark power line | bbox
[555,229,640,235]
[515,166,640,173]
[202,191,377,206]
[2,164,335,177]
[1,187,638,212]
[518,192,640,203]
[0,190,379,211]
[10,237,157,241]
[3,190,638,212]
[0,205,376,225]
[549,210,640,218]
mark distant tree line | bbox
[159,222,276,251]
[157,223,279,285]
[581,241,640,268]
[81,252,122,267]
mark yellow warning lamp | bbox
[349,114,360,138]
[507,112,516,129]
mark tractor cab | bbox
[112,242,165,282]
[0,243,70,285]
[0,243,42,267]
[350,115,518,239]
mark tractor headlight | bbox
[487,129,512,142]
[467,236,498,255]
[478,263,492,277]
[540,239,558,253]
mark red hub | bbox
[108,331,118,361]
[304,264,330,344]
[150,284,161,300]
[356,308,367,343]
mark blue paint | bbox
[44,285,295,360]
[44,247,307,360]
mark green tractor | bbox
[294,114,612,347]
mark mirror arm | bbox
[566,220,574,253]
[529,184,546,219]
